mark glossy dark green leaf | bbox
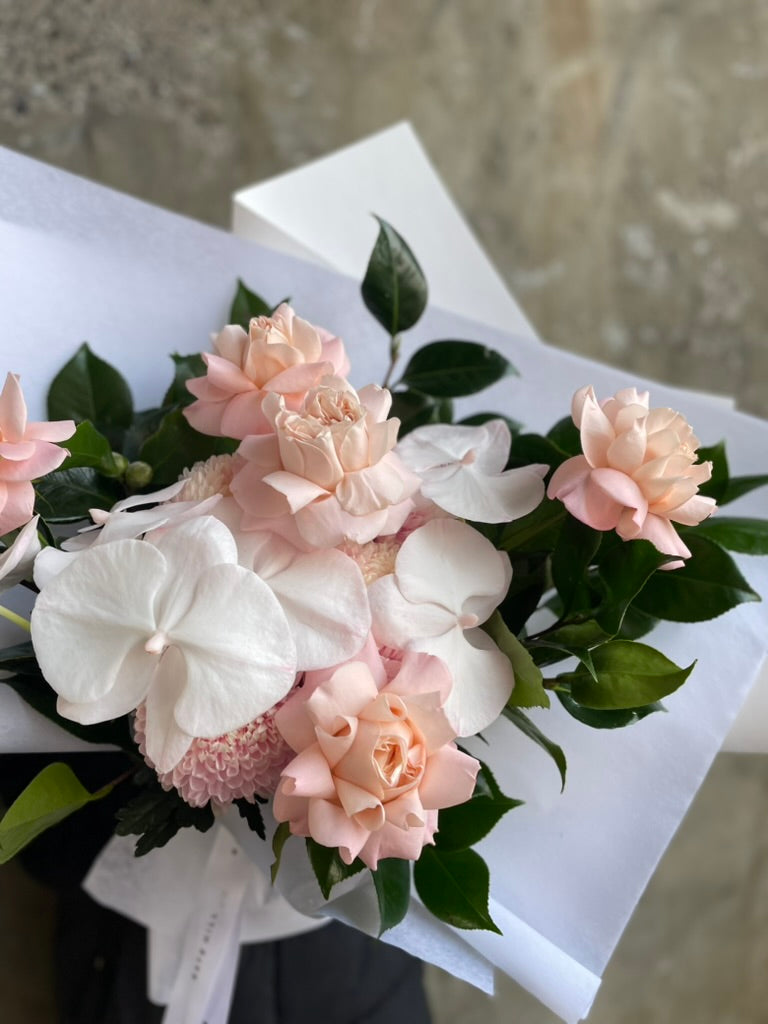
[306,839,365,901]
[551,516,601,615]
[546,415,582,456]
[270,821,292,883]
[371,858,411,935]
[528,620,611,677]
[497,552,549,634]
[497,498,566,554]
[693,517,768,555]
[229,278,273,329]
[361,217,428,336]
[235,798,265,840]
[35,467,122,522]
[634,534,760,622]
[57,421,122,477]
[556,690,665,729]
[399,341,514,398]
[484,612,549,708]
[435,759,522,852]
[0,763,115,864]
[414,847,500,933]
[502,707,566,790]
[48,344,133,441]
[0,665,134,749]
[697,441,728,502]
[115,783,215,857]
[162,353,207,408]
[558,640,694,709]
[721,473,768,505]
[508,433,568,472]
[594,539,673,635]
[139,408,237,487]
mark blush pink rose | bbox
[273,649,479,870]
[547,386,716,564]
[230,378,420,548]
[0,373,75,535]
[184,304,350,439]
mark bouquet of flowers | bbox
[1,217,767,950]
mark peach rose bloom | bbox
[231,378,420,548]
[184,304,349,439]
[0,373,74,535]
[273,649,479,870]
[547,386,715,564]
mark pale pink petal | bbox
[419,745,479,809]
[274,694,317,755]
[606,420,647,475]
[633,513,691,561]
[281,744,338,800]
[383,650,453,705]
[273,785,310,835]
[261,471,329,513]
[306,662,379,732]
[294,497,390,548]
[336,778,384,820]
[24,420,76,443]
[0,515,40,591]
[668,493,717,526]
[0,480,35,535]
[0,374,27,441]
[219,390,272,438]
[0,440,68,481]
[307,798,369,865]
[547,455,591,501]
[578,388,615,466]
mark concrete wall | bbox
[2,3,768,1023]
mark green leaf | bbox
[558,640,695,709]
[162,353,207,408]
[595,539,674,636]
[546,416,582,456]
[0,667,133,748]
[306,839,365,900]
[229,278,273,329]
[414,847,500,933]
[271,821,292,884]
[697,442,729,502]
[399,341,515,398]
[459,412,522,436]
[235,798,266,840]
[556,690,665,729]
[371,858,411,935]
[721,474,768,505]
[57,421,122,477]
[551,516,601,615]
[361,217,428,336]
[0,763,115,863]
[435,759,522,852]
[528,620,612,676]
[48,344,134,442]
[115,783,214,857]
[498,498,567,554]
[694,517,768,555]
[483,611,549,708]
[634,534,761,622]
[496,552,549,635]
[502,707,567,790]
[138,408,237,487]
[34,466,122,522]
[508,433,568,472]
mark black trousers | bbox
[2,755,432,1024]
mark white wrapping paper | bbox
[2,145,768,1023]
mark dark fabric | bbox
[56,889,432,1024]
[1,756,431,1024]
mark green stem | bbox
[0,606,31,632]
[381,333,402,390]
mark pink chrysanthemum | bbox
[134,699,294,808]
[175,453,241,502]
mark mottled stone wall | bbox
[2,0,766,417]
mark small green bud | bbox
[125,461,154,490]
[110,452,130,477]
